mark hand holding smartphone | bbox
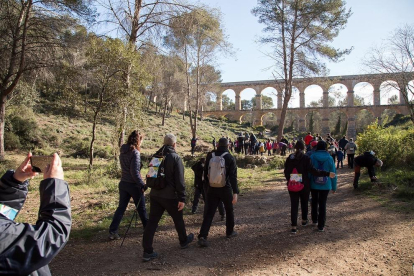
[31,155,54,173]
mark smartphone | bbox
[31,155,54,173]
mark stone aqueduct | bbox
[202,74,410,139]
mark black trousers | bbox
[142,196,188,253]
[289,188,310,227]
[347,154,355,168]
[199,187,234,238]
[192,185,205,212]
[311,189,330,229]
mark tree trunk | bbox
[89,112,98,168]
[277,93,291,142]
[0,96,6,161]
[162,97,168,126]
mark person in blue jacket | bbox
[310,141,337,232]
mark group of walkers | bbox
[108,131,239,262]
[106,129,384,262]
[0,128,385,273]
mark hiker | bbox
[191,136,198,156]
[338,136,348,155]
[344,138,357,168]
[304,132,313,148]
[198,138,239,247]
[244,139,249,155]
[284,141,335,234]
[142,134,194,262]
[336,148,344,169]
[259,141,265,156]
[266,139,272,156]
[0,153,71,275]
[191,158,206,214]
[109,130,148,240]
[353,151,383,189]
[212,136,216,150]
[306,140,318,157]
[310,141,337,232]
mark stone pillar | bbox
[347,89,354,106]
[322,118,330,135]
[255,94,262,110]
[252,111,262,126]
[299,91,305,108]
[323,91,329,107]
[235,94,241,111]
[400,90,406,104]
[373,87,380,106]
[347,116,357,139]
[377,116,382,126]
[299,118,306,132]
[277,91,283,109]
[217,93,223,111]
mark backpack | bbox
[287,168,304,192]
[314,160,328,185]
[208,152,228,187]
[146,152,169,190]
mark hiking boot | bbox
[180,233,194,249]
[142,251,158,262]
[197,237,208,247]
[318,227,325,232]
[301,220,308,226]
[109,232,120,240]
[312,221,318,226]
[291,228,297,234]
[226,231,238,239]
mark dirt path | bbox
[50,168,414,275]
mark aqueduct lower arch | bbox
[202,74,411,139]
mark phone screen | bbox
[31,156,54,173]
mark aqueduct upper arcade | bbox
[202,74,411,139]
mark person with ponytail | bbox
[108,130,148,240]
[284,141,335,234]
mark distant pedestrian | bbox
[353,151,383,189]
[336,148,344,169]
[191,136,198,156]
[344,138,357,168]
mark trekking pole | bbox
[120,197,142,247]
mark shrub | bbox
[266,156,285,170]
[357,122,414,169]
[4,132,21,150]
[6,115,41,149]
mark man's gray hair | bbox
[164,133,177,146]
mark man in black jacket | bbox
[197,138,239,247]
[0,152,70,275]
[142,134,194,262]
[353,151,383,189]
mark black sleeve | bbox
[227,155,239,194]
[0,178,71,275]
[173,155,186,202]
[305,156,329,177]
[283,157,291,181]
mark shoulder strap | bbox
[220,152,228,157]
[212,152,216,158]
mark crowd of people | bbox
[0,129,383,272]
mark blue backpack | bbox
[314,160,328,185]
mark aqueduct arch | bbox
[202,74,411,139]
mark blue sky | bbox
[201,0,414,82]
[196,0,414,105]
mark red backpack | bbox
[287,168,304,192]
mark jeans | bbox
[347,154,355,168]
[337,159,343,168]
[142,196,188,253]
[199,187,234,238]
[289,188,310,226]
[109,181,148,234]
[311,189,330,230]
